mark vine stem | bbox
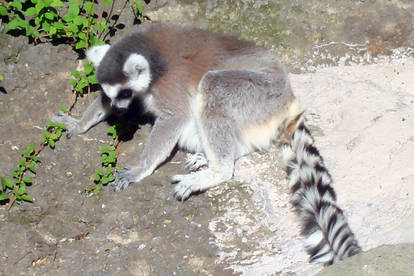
[85,2,94,104]
[68,90,79,114]
[116,140,123,158]
[7,129,55,211]
[34,34,73,42]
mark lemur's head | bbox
[86,33,165,114]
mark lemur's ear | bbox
[123,53,150,80]
[86,45,110,67]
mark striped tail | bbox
[280,113,361,266]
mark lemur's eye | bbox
[118,89,133,99]
[135,65,143,75]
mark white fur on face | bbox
[102,83,122,99]
[86,45,110,67]
[123,54,151,93]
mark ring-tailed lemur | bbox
[51,22,361,265]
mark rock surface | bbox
[1,0,413,275]
[315,244,414,276]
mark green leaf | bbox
[103,0,112,6]
[71,70,81,79]
[6,19,22,31]
[101,154,108,164]
[75,40,86,50]
[93,183,102,195]
[50,133,59,140]
[83,61,94,75]
[1,177,14,190]
[27,164,37,174]
[76,78,89,90]
[0,192,9,201]
[107,174,115,182]
[18,159,26,168]
[0,6,7,17]
[62,14,74,23]
[22,176,32,184]
[21,150,30,158]
[70,79,76,87]
[49,139,55,148]
[105,165,113,174]
[107,126,116,136]
[96,168,104,176]
[35,2,45,12]
[0,74,3,81]
[87,75,98,84]
[25,25,34,36]
[45,12,55,20]
[21,194,33,202]
[57,123,66,130]
[92,173,101,181]
[135,0,143,14]
[52,21,65,30]
[55,128,62,136]
[99,145,110,152]
[51,0,63,7]
[45,121,56,128]
[12,171,20,178]
[28,142,35,154]
[58,105,69,113]
[89,35,104,47]
[32,156,40,163]
[73,15,87,27]
[68,3,79,16]
[84,1,95,13]
[101,176,109,184]
[48,26,57,35]
[77,32,86,40]
[15,185,26,196]
[41,21,51,32]
[10,1,23,11]
[34,16,41,25]
[25,7,37,16]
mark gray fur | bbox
[51,94,111,137]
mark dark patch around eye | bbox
[117,89,133,99]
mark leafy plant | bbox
[2,0,144,45]
[70,60,98,94]
[0,0,147,206]
[0,121,66,207]
[87,124,121,195]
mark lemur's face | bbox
[101,54,151,113]
[86,45,152,115]
[101,54,151,114]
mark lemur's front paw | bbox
[112,165,136,192]
[50,111,81,138]
[172,173,201,201]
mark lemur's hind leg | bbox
[172,68,292,200]
[172,114,236,201]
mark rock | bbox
[316,244,414,276]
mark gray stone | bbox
[316,244,414,276]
